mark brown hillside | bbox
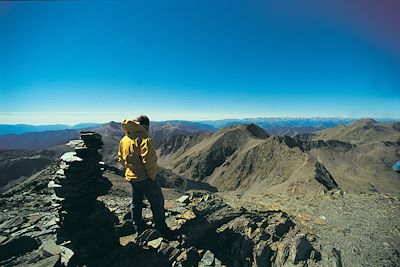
[159,124,269,180]
[312,119,400,144]
[159,120,400,195]
[159,125,339,195]
[299,119,400,194]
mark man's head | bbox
[135,115,150,131]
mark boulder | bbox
[292,236,313,263]
[39,240,62,257]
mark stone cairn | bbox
[50,131,118,266]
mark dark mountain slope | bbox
[0,130,80,150]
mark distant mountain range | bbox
[0,117,399,151]
[0,123,102,135]
[0,120,214,151]
[0,118,399,195]
[199,117,399,129]
[1,117,398,136]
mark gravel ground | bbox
[222,191,400,267]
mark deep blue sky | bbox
[1,1,399,124]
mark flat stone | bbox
[60,245,75,266]
[0,235,8,244]
[182,210,196,220]
[158,241,170,253]
[0,217,26,231]
[51,194,65,202]
[139,229,161,245]
[169,240,180,248]
[40,240,62,257]
[119,235,136,246]
[28,215,42,224]
[200,250,215,266]
[44,219,58,228]
[176,250,188,262]
[80,131,101,139]
[60,152,82,163]
[148,237,163,249]
[26,229,56,238]
[177,195,190,204]
[214,257,222,267]
[31,255,60,267]
[66,139,85,148]
[168,248,181,262]
[48,181,62,189]
[10,225,37,237]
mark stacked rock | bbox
[51,131,118,266]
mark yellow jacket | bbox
[118,119,158,182]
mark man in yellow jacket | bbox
[118,115,172,236]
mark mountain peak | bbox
[351,118,378,126]
[216,123,269,139]
[246,123,270,139]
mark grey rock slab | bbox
[0,235,8,244]
[44,219,58,228]
[60,245,75,266]
[293,236,313,263]
[177,195,190,204]
[148,237,163,249]
[200,250,215,266]
[39,240,62,257]
[168,248,181,262]
[0,217,26,231]
[30,255,61,267]
[60,152,82,163]
[28,215,42,224]
[10,225,37,237]
[66,139,85,148]
[47,181,62,189]
[214,257,223,267]
[169,240,180,248]
[26,229,56,238]
[138,229,161,245]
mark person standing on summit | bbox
[118,115,173,237]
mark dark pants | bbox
[130,178,167,230]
